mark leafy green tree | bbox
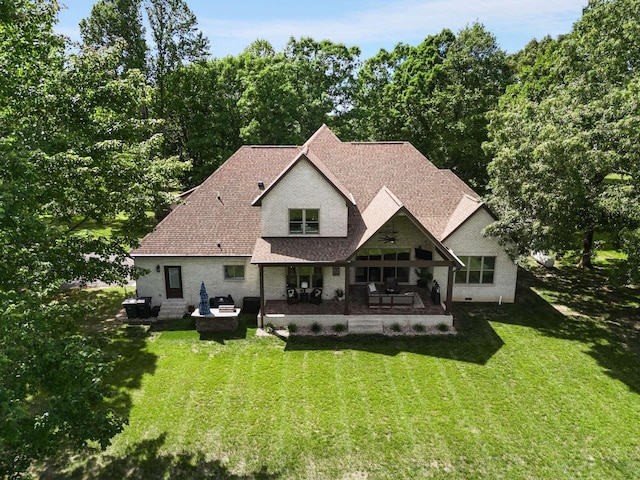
[146,0,210,114]
[79,0,210,116]
[79,0,148,73]
[160,37,361,186]
[485,0,640,272]
[236,38,360,146]
[352,24,512,191]
[1,2,186,475]
[348,45,408,142]
[163,56,244,186]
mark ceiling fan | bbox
[378,220,399,244]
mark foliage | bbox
[351,23,513,191]
[161,37,361,187]
[437,322,449,332]
[0,292,123,477]
[145,0,209,115]
[390,322,402,332]
[79,0,148,73]
[79,0,210,116]
[331,323,347,333]
[414,267,433,287]
[485,0,640,274]
[310,322,322,333]
[287,323,298,333]
[236,38,360,146]
[412,323,426,332]
[1,2,185,476]
[162,56,243,185]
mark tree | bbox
[79,0,210,115]
[484,0,640,272]
[1,3,186,475]
[159,37,361,187]
[79,0,148,73]
[236,38,360,146]
[163,56,244,186]
[146,0,209,115]
[351,24,512,191]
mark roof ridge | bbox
[349,141,407,145]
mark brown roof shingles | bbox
[131,125,484,258]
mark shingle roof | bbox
[131,125,484,258]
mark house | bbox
[130,125,517,328]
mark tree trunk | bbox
[577,228,595,268]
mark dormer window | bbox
[289,208,319,235]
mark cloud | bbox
[202,0,585,56]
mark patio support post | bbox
[343,265,349,315]
[446,264,454,314]
[259,265,265,328]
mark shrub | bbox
[412,323,426,332]
[310,322,322,334]
[287,323,298,333]
[265,322,276,333]
[390,322,402,332]
[332,323,346,333]
[437,323,449,332]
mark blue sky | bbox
[56,0,587,60]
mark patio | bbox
[261,285,453,330]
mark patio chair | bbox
[286,288,299,304]
[310,288,323,305]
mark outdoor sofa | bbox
[367,282,414,307]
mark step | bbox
[348,319,384,334]
[157,301,187,320]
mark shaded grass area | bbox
[64,211,157,241]
[40,267,640,479]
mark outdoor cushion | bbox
[368,282,377,294]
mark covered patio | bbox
[260,285,453,330]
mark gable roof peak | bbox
[304,124,342,149]
[251,148,355,206]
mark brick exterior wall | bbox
[260,159,348,237]
[443,208,518,303]
[135,256,257,308]
[135,257,346,306]
[135,209,516,308]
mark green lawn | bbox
[42,264,640,479]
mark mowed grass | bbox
[44,264,640,479]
